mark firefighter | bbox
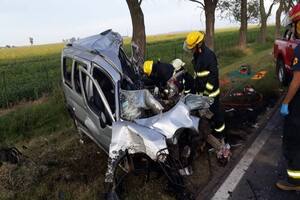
[276,4,300,191]
[183,31,225,135]
[143,59,194,94]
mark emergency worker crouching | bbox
[143,59,194,97]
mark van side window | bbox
[81,66,115,126]
[92,66,116,115]
[63,57,73,87]
[74,61,87,94]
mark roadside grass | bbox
[0,88,73,146]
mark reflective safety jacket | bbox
[192,44,220,98]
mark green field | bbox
[0,26,276,108]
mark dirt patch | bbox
[0,96,48,117]
[0,130,108,200]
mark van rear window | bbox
[63,57,73,87]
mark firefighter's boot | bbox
[276,180,300,191]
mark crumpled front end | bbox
[104,94,214,199]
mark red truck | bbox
[273,25,298,86]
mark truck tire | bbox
[276,59,289,86]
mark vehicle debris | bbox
[222,86,264,127]
[251,70,268,80]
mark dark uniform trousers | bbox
[283,90,300,185]
[193,44,225,133]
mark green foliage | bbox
[218,0,259,23]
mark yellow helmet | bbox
[184,31,205,50]
[143,60,154,76]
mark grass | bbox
[0,88,73,146]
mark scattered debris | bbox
[239,64,251,75]
[220,78,230,86]
[228,64,253,79]
[222,86,264,127]
[251,70,268,80]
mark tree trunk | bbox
[126,0,146,67]
[239,0,247,49]
[259,0,275,43]
[260,19,267,43]
[204,0,218,50]
[259,0,266,43]
[275,0,284,39]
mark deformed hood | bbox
[135,95,213,139]
[110,121,168,161]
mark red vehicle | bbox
[273,25,299,86]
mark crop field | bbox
[0,26,276,108]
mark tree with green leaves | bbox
[29,37,33,46]
[218,0,259,49]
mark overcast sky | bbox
[0,0,278,46]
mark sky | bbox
[0,0,278,46]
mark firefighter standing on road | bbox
[277,4,300,191]
[183,31,225,135]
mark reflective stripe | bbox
[206,82,214,90]
[195,71,210,77]
[209,88,220,97]
[287,170,300,179]
[215,123,225,132]
[184,89,191,94]
[204,90,210,96]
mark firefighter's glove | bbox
[280,104,289,117]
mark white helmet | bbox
[171,58,185,71]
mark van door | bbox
[70,58,90,134]
[79,65,116,152]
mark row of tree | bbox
[125,0,299,64]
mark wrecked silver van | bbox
[61,30,216,199]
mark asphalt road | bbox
[212,110,300,200]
